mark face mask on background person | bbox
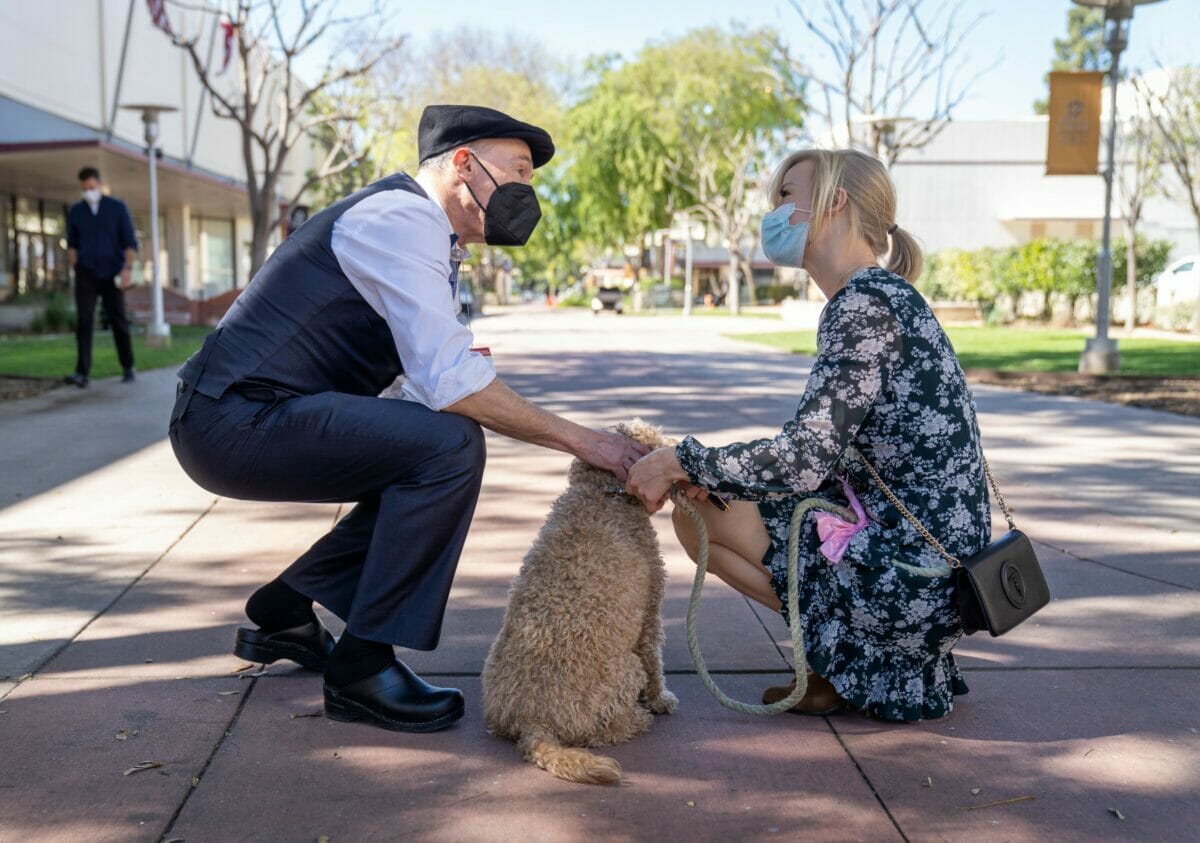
[464,152,542,246]
[760,202,812,267]
[82,188,102,206]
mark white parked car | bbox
[1154,255,1200,309]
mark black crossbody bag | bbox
[852,447,1050,637]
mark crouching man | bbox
[169,105,646,733]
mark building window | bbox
[131,213,168,286]
[3,195,70,301]
[198,217,235,298]
[1,194,10,302]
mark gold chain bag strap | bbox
[849,446,1050,637]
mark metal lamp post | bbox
[1073,0,1164,373]
[121,103,178,348]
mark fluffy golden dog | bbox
[482,419,678,785]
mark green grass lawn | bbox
[0,325,212,379]
[730,326,1200,378]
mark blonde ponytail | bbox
[885,224,922,282]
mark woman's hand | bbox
[627,446,689,513]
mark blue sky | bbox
[368,0,1195,120]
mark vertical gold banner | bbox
[1046,70,1104,175]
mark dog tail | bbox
[520,732,622,785]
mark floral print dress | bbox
[676,267,990,721]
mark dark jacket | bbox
[66,196,138,279]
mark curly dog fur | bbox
[482,419,678,785]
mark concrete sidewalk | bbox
[1,308,1197,842]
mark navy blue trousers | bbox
[169,383,486,650]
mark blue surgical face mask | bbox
[761,203,811,267]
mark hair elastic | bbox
[887,223,899,235]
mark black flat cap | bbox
[418,104,555,169]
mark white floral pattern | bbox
[677,267,989,720]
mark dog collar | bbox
[603,486,642,504]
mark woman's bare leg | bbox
[672,501,781,612]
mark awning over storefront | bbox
[0,138,246,218]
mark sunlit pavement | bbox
[1,305,1197,842]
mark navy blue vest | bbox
[180,173,425,399]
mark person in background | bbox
[65,166,138,387]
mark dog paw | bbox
[647,690,678,715]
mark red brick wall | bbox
[125,285,242,326]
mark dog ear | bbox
[568,456,611,486]
[615,418,672,450]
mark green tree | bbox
[354,27,570,301]
[1033,7,1106,114]
[566,27,803,313]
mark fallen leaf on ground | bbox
[17,674,31,681]
[958,795,1036,811]
[123,761,163,777]
[317,836,331,843]
[921,777,933,788]
[192,777,200,787]
[970,788,981,796]
[115,729,127,741]
[1108,808,1126,821]
[217,691,239,696]
[289,712,323,719]
[685,801,695,807]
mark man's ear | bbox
[452,147,474,181]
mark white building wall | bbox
[890,117,1199,261]
[0,0,319,202]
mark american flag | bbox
[147,0,172,37]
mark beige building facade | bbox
[0,0,316,323]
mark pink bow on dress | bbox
[814,479,868,564]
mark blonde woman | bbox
[627,148,990,721]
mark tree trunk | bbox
[248,201,272,280]
[1042,290,1053,321]
[1125,236,1137,333]
[738,254,757,304]
[728,251,740,316]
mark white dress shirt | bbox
[331,187,495,410]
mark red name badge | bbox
[470,346,492,357]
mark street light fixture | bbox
[1071,0,1165,373]
[121,103,178,348]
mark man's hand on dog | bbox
[626,446,696,513]
[583,430,651,484]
